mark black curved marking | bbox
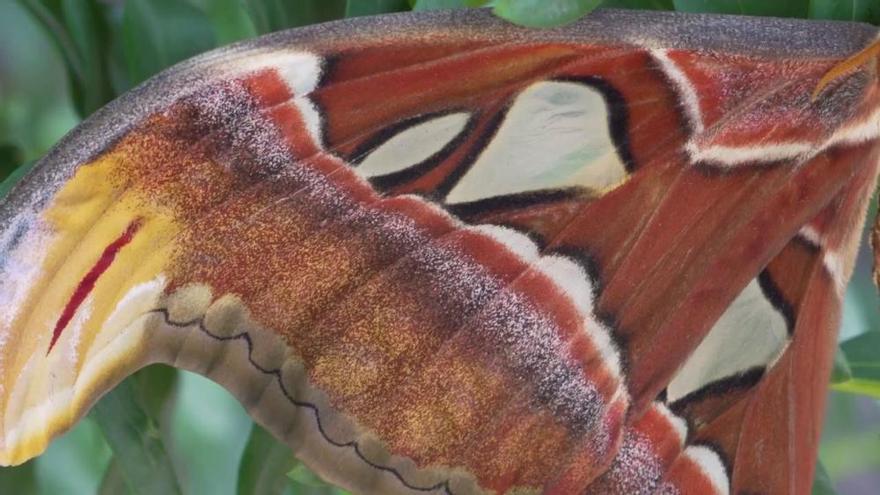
[432,105,510,200]
[553,76,638,173]
[349,110,473,165]
[364,111,478,195]
[441,77,634,202]
[794,232,823,254]
[366,113,480,195]
[312,54,336,150]
[669,366,765,415]
[656,388,668,403]
[347,76,637,213]
[445,187,586,221]
[147,308,454,495]
[349,77,636,204]
[757,269,796,335]
[692,155,795,173]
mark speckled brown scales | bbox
[1,8,879,495]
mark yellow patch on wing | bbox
[0,149,182,465]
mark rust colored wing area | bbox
[1,8,879,495]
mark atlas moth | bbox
[0,7,878,494]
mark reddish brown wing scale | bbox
[1,9,879,495]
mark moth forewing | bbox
[1,8,879,495]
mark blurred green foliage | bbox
[1,1,879,494]
[415,0,880,26]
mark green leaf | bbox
[672,0,811,18]
[103,18,135,96]
[287,463,351,494]
[0,461,37,495]
[600,0,674,9]
[412,0,473,11]
[831,378,880,398]
[19,0,116,117]
[830,332,880,398]
[133,365,179,424]
[808,0,880,24]
[840,332,880,380]
[287,463,326,488]
[414,0,673,15]
[18,0,86,92]
[30,417,113,494]
[98,460,133,495]
[0,143,24,182]
[96,364,178,495]
[2,1,81,159]
[121,0,216,85]
[170,371,254,495]
[58,0,116,116]
[345,0,411,17]
[237,423,298,495]
[830,346,852,384]
[812,460,837,495]
[493,0,603,27]
[90,369,182,495]
[244,0,347,33]
[0,160,36,200]
[195,0,259,44]
[98,365,178,495]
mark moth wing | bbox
[1,9,878,495]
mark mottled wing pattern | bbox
[1,9,879,495]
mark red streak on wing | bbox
[47,218,144,355]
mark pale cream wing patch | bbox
[356,113,471,178]
[446,81,629,204]
[667,278,790,402]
